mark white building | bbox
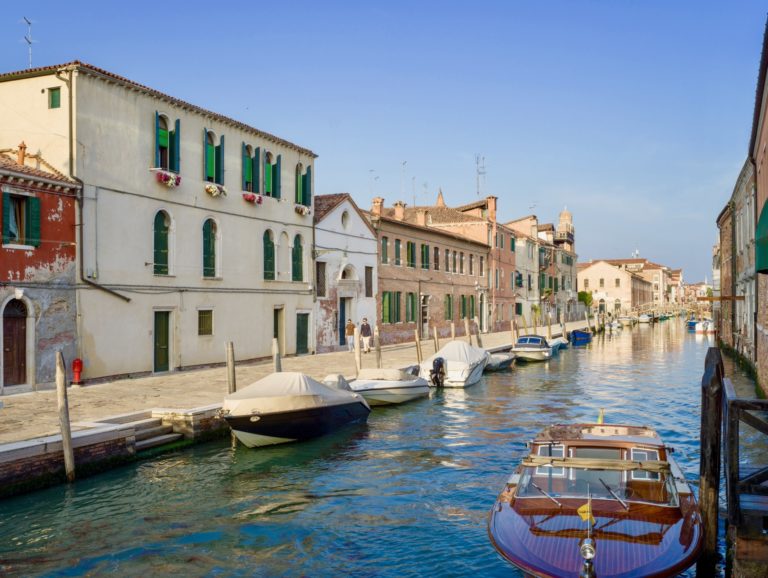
[0,61,317,380]
[313,194,377,352]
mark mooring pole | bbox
[374,325,382,369]
[697,347,724,577]
[413,329,423,364]
[354,327,362,373]
[464,317,472,345]
[226,341,237,394]
[272,338,282,372]
[56,352,75,483]
[433,325,440,352]
[474,317,483,348]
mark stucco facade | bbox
[716,204,733,347]
[313,194,377,353]
[0,62,317,380]
[577,260,652,315]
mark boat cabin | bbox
[515,335,549,348]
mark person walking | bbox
[345,319,356,352]
[360,318,372,353]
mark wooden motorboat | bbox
[336,368,430,406]
[223,372,370,447]
[419,340,490,387]
[488,421,703,577]
[570,329,592,345]
[511,335,553,362]
[485,352,517,372]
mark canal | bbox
[0,321,763,577]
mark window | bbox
[292,235,303,281]
[394,291,402,322]
[444,248,450,272]
[515,271,523,288]
[202,219,217,278]
[535,444,565,476]
[263,230,275,280]
[479,256,484,276]
[599,278,604,288]
[153,211,170,275]
[452,251,457,273]
[421,244,430,269]
[460,294,467,318]
[381,236,389,264]
[316,261,326,296]
[510,236,515,252]
[554,277,559,293]
[469,295,476,319]
[495,268,499,289]
[515,302,522,315]
[460,252,465,274]
[444,294,454,320]
[469,254,474,276]
[365,266,373,297]
[382,291,392,323]
[2,193,40,246]
[48,87,61,109]
[499,233,504,249]
[406,241,416,268]
[156,113,180,172]
[395,239,402,265]
[434,246,440,270]
[406,292,417,322]
[295,163,312,206]
[615,278,621,288]
[264,152,282,198]
[630,448,660,481]
[242,144,260,192]
[584,278,589,290]
[203,129,224,185]
[341,211,349,228]
[198,310,213,336]
[527,274,532,290]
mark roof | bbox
[313,193,377,237]
[0,151,78,187]
[750,17,768,157]
[366,212,489,248]
[0,61,316,158]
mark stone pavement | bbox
[0,320,591,445]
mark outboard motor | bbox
[429,357,446,387]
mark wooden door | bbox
[3,300,27,385]
[338,298,347,345]
[296,313,309,355]
[154,311,170,372]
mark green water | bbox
[0,322,762,577]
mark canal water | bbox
[0,321,763,577]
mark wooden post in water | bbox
[547,313,552,341]
[56,352,75,483]
[272,338,282,372]
[464,317,472,345]
[433,325,440,352]
[522,314,529,335]
[474,317,483,348]
[354,327,362,373]
[697,347,724,577]
[226,341,237,394]
[584,310,590,331]
[512,319,518,344]
[374,325,382,369]
[414,329,423,364]
[450,321,456,340]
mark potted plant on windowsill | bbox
[155,169,181,188]
[242,193,264,205]
[205,183,227,197]
[294,204,310,216]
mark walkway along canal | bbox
[0,321,764,576]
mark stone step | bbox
[134,424,174,442]
[135,433,184,452]
[126,417,164,432]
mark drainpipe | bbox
[56,65,129,303]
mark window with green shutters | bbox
[48,87,61,109]
[757,203,768,273]
[382,292,391,323]
[554,277,559,293]
[153,211,170,275]
[421,244,429,269]
[202,219,217,278]
[381,236,389,264]
[242,144,260,192]
[406,241,416,267]
[510,236,515,252]
[295,164,312,206]
[515,303,522,315]
[263,230,275,280]
[539,273,545,289]
[395,239,401,265]
[203,129,224,184]
[394,291,402,322]
[406,292,416,322]
[263,153,281,198]
[292,235,303,281]
[156,113,180,172]
[2,193,40,247]
[470,295,476,319]
[444,294,453,320]
[460,295,467,319]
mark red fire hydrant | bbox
[72,358,83,385]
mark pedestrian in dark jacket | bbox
[360,318,372,353]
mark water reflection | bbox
[0,320,760,577]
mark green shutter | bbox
[2,193,10,244]
[758,203,768,273]
[382,292,390,323]
[27,197,41,247]
[264,157,273,196]
[242,143,250,190]
[158,128,169,148]
[155,112,161,168]
[470,295,475,318]
[171,119,180,172]
[253,147,260,194]
[274,155,282,199]
[263,231,275,280]
[292,236,303,281]
[304,166,312,206]
[215,135,224,185]
[203,220,215,277]
[381,237,388,263]
[295,165,302,204]
[395,291,401,322]
[154,212,169,275]
[395,239,401,265]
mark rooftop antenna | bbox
[412,176,416,208]
[475,154,486,196]
[22,17,35,69]
[400,160,407,200]
[632,248,640,258]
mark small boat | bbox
[695,320,717,335]
[485,352,517,372]
[570,328,592,344]
[511,335,553,362]
[638,314,651,324]
[618,316,634,327]
[334,368,430,406]
[607,320,622,331]
[549,336,569,351]
[420,340,490,387]
[488,420,703,577]
[686,319,698,331]
[223,372,371,448]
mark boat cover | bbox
[423,340,490,368]
[224,372,364,415]
[355,368,423,382]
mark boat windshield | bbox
[515,466,679,507]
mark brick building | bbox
[716,202,734,347]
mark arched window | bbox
[292,235,303,282]
[202,219,217,278]
[155,112,180,172]
[242,143,260,192]
[153,211,170,275]
[264,152,281,199]
[203,129,224,184]
[263,230,275,280]
[295,163,312,206]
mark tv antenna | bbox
[475,154,486,196]
[22,17,35,69]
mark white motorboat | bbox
[549,336,569,351]
[332,368,430,406]
[638,314,651,324]
[419,340,490,388]
[618,316,634,326]
[485,352,516,372]
[695,320,717,335]
[511,335,553,362]
[222,372,370,448]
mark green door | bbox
[154,311,170,372]
[296,313,309,354]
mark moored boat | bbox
[511,335,553,362]
[618,316,634,327]
[549,336,569,351]
[336,368,430,406]
[419,340,490,387]
[488,421,703,577]
[485,352,517,372]
[570,328,592,344]
[223,372,371,448]
[638,314,651,324]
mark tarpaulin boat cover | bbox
[223,372,365,415]
[355,368,422,382]
[423,340,489,368]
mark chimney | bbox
[486,195,497,222]
[436,188,446,207]
[17,141,27,166]
[371,197,384,217]
[393,200,406,221]
[416,209,428,227]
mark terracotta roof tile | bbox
[0,153,76,185]
[313,193,349,223]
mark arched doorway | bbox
[598,299,606,314]
[3,299,27,386]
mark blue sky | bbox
[1,1,765,281]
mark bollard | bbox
[374,325,382,369]
[433,325,440,352]
[226,341,237,394]
[354,327,362,373]
[414,329,423,364]
[272,338,282,372]
[464,317,472,345]
[56,352,75,483]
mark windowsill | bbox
[2,243,35,250]
[154,274,176,278]
[202,276,223,281]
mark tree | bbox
[578,291,593,308]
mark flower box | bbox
[243,193,264,205]
[155,170,181,188]
[205,184,227,197]
[294,204,310,216]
